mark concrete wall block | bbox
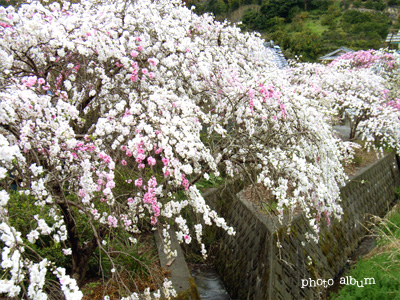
[208,153,400,300]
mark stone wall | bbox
[208,152,400,300]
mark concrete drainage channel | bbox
[155,229,231,300]
[190,264,231,300]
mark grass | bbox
[329,204,400,300]
[306,19,329,36]
[81,232,168,300]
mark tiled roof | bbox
[319,46,354,60]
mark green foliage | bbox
[87,234,157,279]
[6,192,73,274]
[195,173,224,189]
[190,0,397,61]
[365,0,387,10]
[0,0,19,7]
[206,0,228,15]
[264,16,286,32]
[260,0,303,20]
[321,5,342,27]
[307,19,329,34]
[341,10,372,25]
[290,29,322,60]
[241,8,263,31]
[6,189,156,285]
[330,254,400,300]
[330,206,400,300]
[341,10,391,38]
[228,0,240,11]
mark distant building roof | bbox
[386,31,400,44]
[319,47,354,61]
[263,41,289,69]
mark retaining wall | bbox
[207,152,400,300]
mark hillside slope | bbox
[186,0,400,61]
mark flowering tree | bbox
[0,0,348,299]
[289,49,400,154]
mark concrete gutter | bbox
[155,229,200,300]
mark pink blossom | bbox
[148,72,155,79]
[147,156,156,166]
[106,181,115,189]
[142,68,148,75]
[137,45,143,51]
[136,153,145,163]
[126,150,132,157]
[325,211,331,226]
[103,187,111,195]
[148,176,157,188]
[105,173,114,181]
[155,147,162,154]
[182,174,189,190]
[135,178,143,187]
[143,191,155,204]
[137,147,145,154]
[25,76,37,88]
[148,58,159,66]
[130,74,138,82]
[152,204,160,216]
[78,189,86,197]
[138,163,145,169]
[121,160,127,165]
[130,50,138,57]
[162,157,169,166]
[107,216,118,228]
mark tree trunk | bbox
[58,200,108,287]
[71,250,92,286]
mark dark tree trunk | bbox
[58,200,108,287]
[71,250,92,286]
